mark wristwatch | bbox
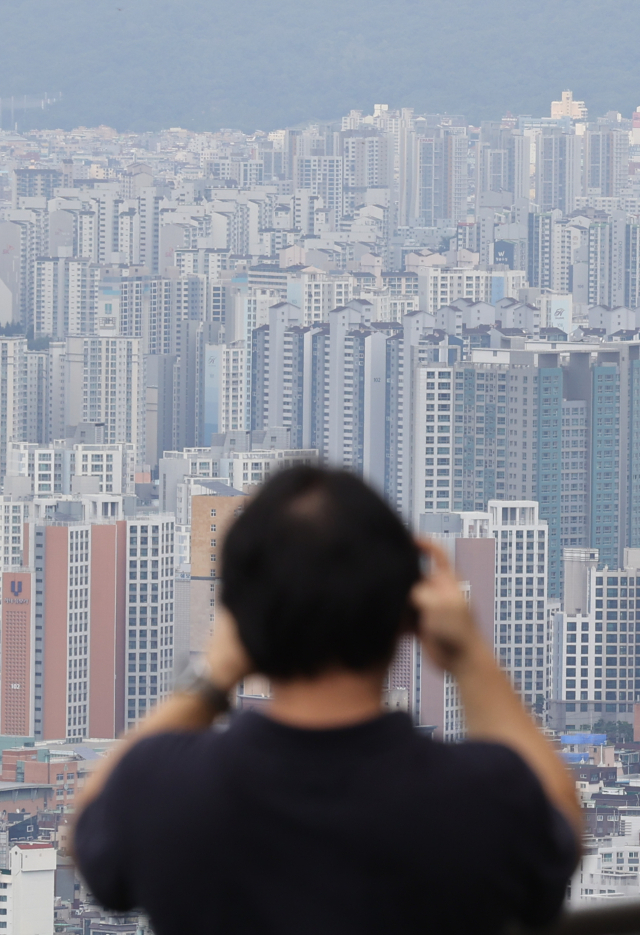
[190,675,231,717]
[175,661,231,717]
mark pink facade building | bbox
[0,571,35,737]
[0,507,175,742]
[32,521,128,741]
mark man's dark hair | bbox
[221,466,421,680]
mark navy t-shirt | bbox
[74,711,577,935]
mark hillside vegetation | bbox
[0,0,638,132]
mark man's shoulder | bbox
[438,738,532,774]
[118,715,534,792]
[129,726,226,758]
[433,736,544,785]
[115,726,227,784]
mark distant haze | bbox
[1,0,638,132]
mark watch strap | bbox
[190,675,231,716]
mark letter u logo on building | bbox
[10,581,22,596]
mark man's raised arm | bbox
[73,609,252,820]
[412,539,582,840]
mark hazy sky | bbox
[0,0,637,132]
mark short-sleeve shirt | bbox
[74,711,577,935]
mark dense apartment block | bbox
[5,95,640,753]
[550,547,640,731]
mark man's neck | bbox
[267,668,385,730]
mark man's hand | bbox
[411,537,582,839]
[411,538,487,673]
[206,607,254,691]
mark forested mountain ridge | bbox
[0,0,638,132]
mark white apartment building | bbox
[125,514,175,730]
[420,501,551,709]
[294,157,344,218]
[596,842,640,882]
[571,841,640,904]
[250,302,316,448]
[162,447,317,525]
[0,337,28,483]
[0,844,55,935]
[551,547,640,732]
[551,222,584,295]
[410,365,454,526]
[415,267,527,315]
[535,130,582,215]
[203,341,249,434]
[286,268,354,325]
[175,524,191,565]
[25,350,48,445]
[145,269,206,358]
[7,441,136,496]
[159,448,221,517]
[33,256,98,338]
[342,133,391,190]
[224,449,318,491]
[71,442,136,494]
[587,214,629,309]
[489,500,551,707]
[560,400,589,547]
[0,498,30,569]
[237,288,283,342]
[496,297,543,334]
[326,304,388,489]
[60,336,145,454]
[387,295,419,322]
[588,304,637,335]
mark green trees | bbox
[592,719,634,744]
